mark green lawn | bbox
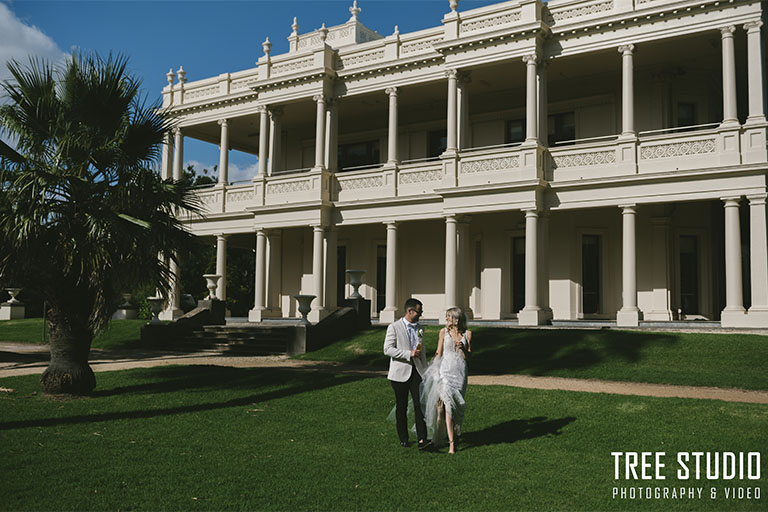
[0,319,147,350]
[0,366,765,511]
[299,326,768,390]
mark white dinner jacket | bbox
[384,318,427,382]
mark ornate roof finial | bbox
[291,17,299,35]
[319,22,329,42]
[262,37,272,56]
[176,66,186,84]
[450,0,459,13]
[349,1,361,21]
[393,25,400,37]
[166,68,176,86]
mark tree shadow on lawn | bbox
[327,327,679,376]
[0,365,375,431]
[461,416,577,449]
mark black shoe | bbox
[400,441,409,448]
[418,440,433,451]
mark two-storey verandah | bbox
[163,0,768,328]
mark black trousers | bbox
[391,370,427,443]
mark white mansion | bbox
[160,0,768,328]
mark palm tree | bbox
[0,53,199,395]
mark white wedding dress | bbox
[421,330,468,446]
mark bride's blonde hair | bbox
[446,307,467,333]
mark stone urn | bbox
[5,288,22,304]
[294,294,315,324]
[120,293,133,308]
[345,269,365,299]
[203,274,221,300]
[146,297,164,325]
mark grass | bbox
[298,326,768,390]
[0,319,146,350]
[0,365,766,511]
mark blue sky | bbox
[1,0,498,180]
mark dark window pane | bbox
[677,102,697,128]
[505,119,525,144]
[512,237,526,313]
[582,234,601,315]
[549,111,576,146]
[428,130,447,158]
[337,246,347,304]
[376,245,386,313]
[338,140,380,170]
[679,235,699,315]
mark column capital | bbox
[313,94,327,104]
[217,118,229,127]
[254,227,267,235]
[310,224,325,232]
[746,193,767,205]
[722,196,742,206]
[444,213,458,223]
[445,69,459,80]
[720,25,736,37]
[385,87,398,97]
[618,44,635,55]
[173,126,183,136]
[384,220,399,228]
[522,208,540,216]
[216,233,230,240]
[522,53,540,65]
[619,204,637,213]
[744,19,763,33]
[255,104,268,114]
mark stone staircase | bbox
[170,324,298,355]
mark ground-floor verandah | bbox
[170,195,768,328]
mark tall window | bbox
[548,111,576,146]
[582,234,602,315]
[338,140,380,170]
[505,119,525,145]
[679,235,699,316]
[376,245,386,313]
[336,245,347,305]
[428,130,447,159]
[511,237,526,313]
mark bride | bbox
[421,307,472,454]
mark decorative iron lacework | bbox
[401,38,442,56]
[461,156,520,174]
[338,176,384,190]
[341,49,385,68]
[227,190,255,202]
[272,58,315,76]
[460,11,521,34]
[399,169,442,184]
[268,180,311,194]
[184,85,219,100]
[553,150,616,168]
[198,192,219,205]
[640,139,717,160]
[550,0,614,23]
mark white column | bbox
[324,227,338,310]
[310,225,327,321]
[215,234,228,301]
[325,100,338,172]
[523,54,539,143]
[722,198,746,324]
[381,222,399,323]
[444,215,458,311]
[537,61,548,143]
[313,95,326,170]
[160,132,173,180]
[617,205,641,326]
[720,26,739,125]
[172,128,184,180]
[744,21,766,124]
[258,108,269,176]
[618,44,635,137]
[218,119,229,186]
[538,211,552,320]
[268,108,283,176]
[266,230,282,316]
[748,194,768,322]
[457,72,470,150]
[160,258,183,320]
[386,88,399,164]
[249,229,267,322]
[445,70,459,153]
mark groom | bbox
[384,298,429,449]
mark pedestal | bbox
[616,308,642,327]
[197,299,226,325]
[112,306,138,320]
[0,303,25,320]
[518,308,548,326]
[341,298,372,329]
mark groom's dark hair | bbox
[404,298,422,311]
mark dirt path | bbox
[1,343,767,404]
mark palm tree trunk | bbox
[40,308,96,395]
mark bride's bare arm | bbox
[436,328,445,357]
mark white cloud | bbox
[184,159,259,184]
[0,3,67,84]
